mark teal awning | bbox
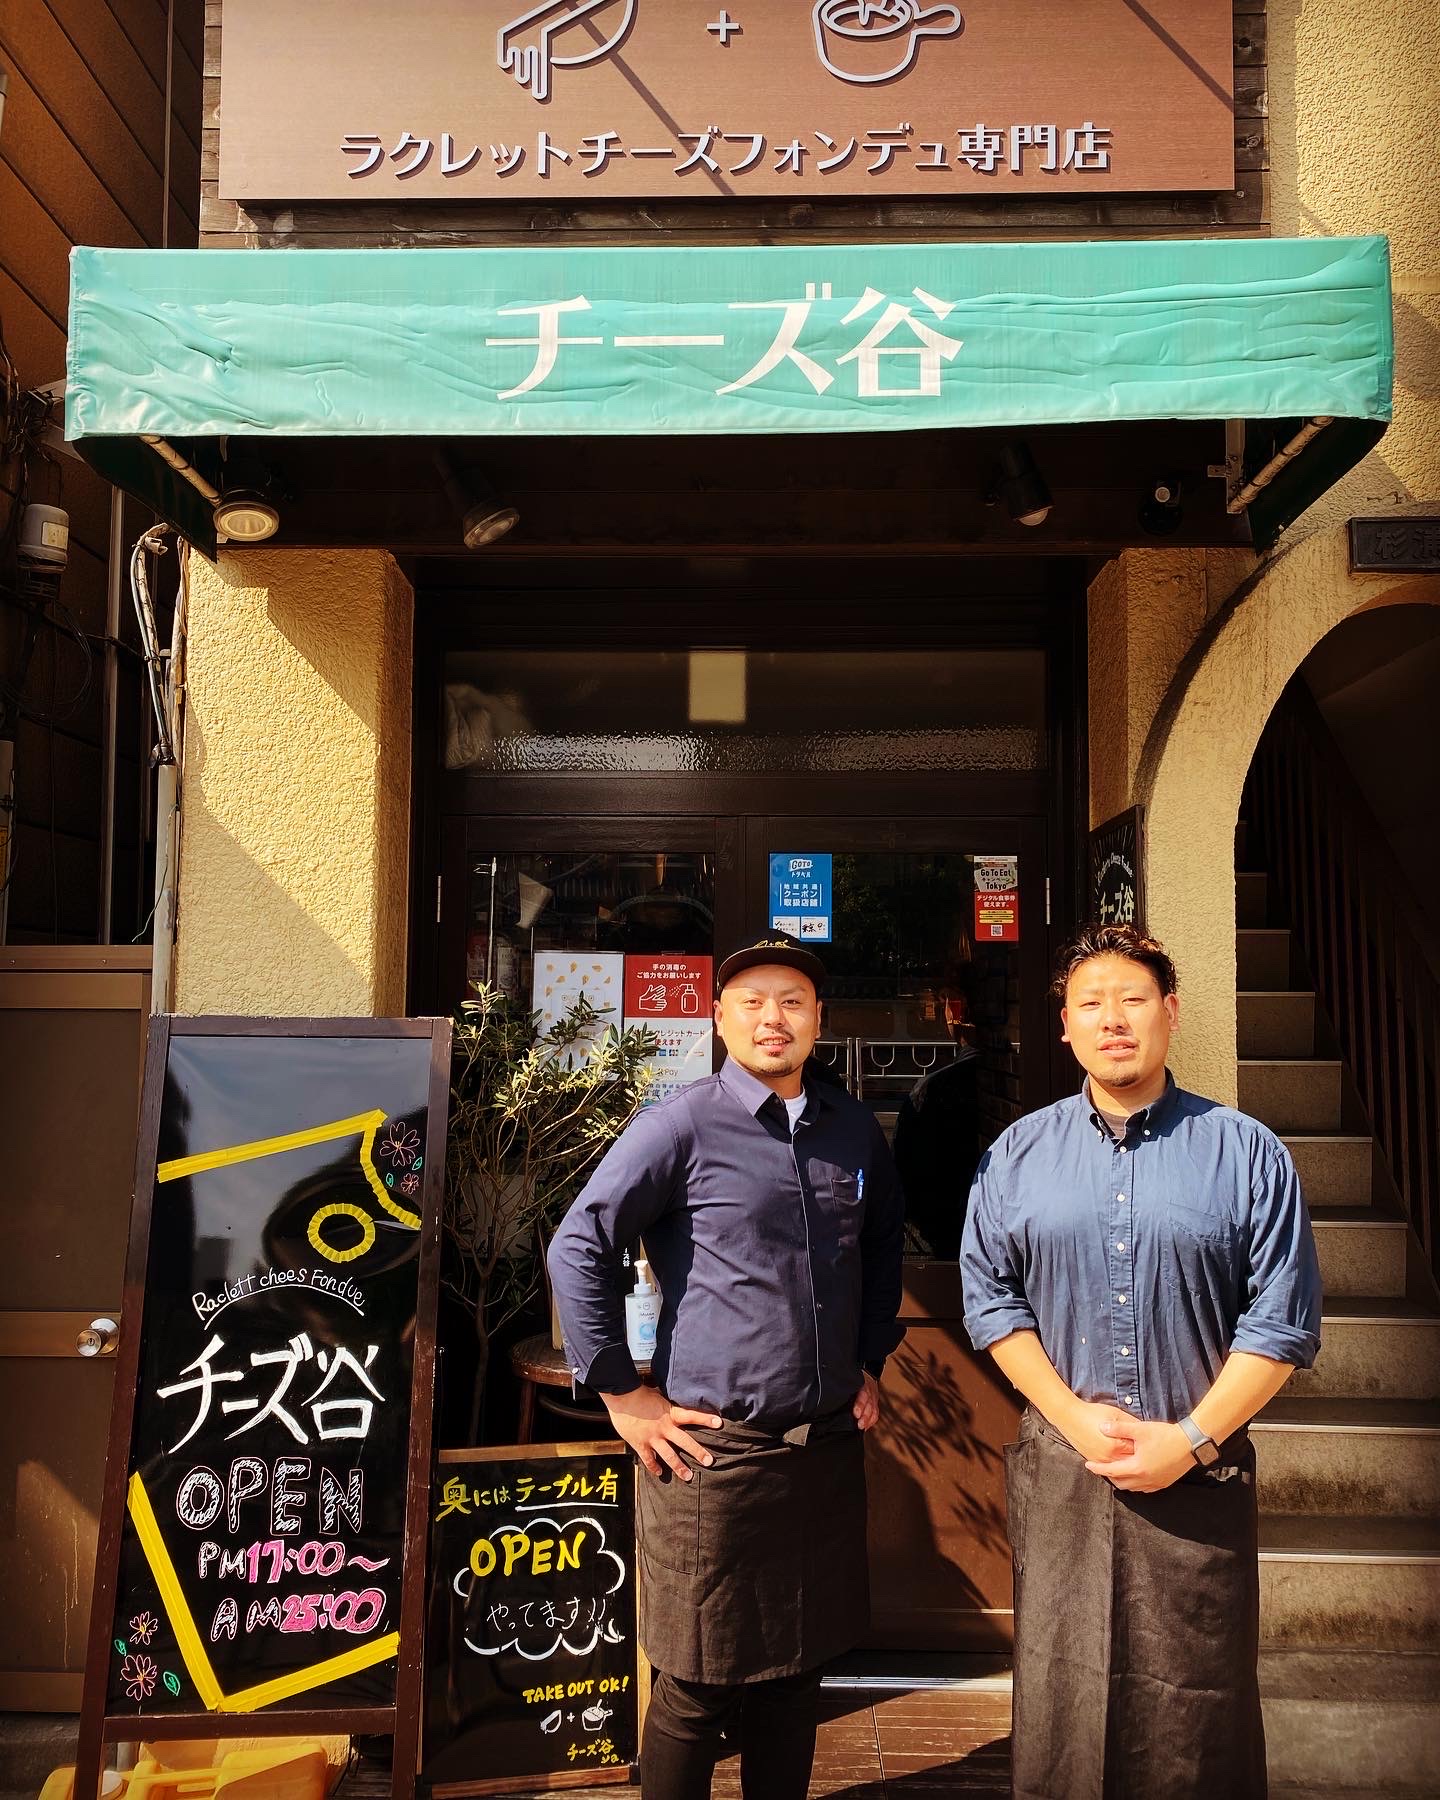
[66,236,1392,550]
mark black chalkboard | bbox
[76,1017,451,1800]
[424,1445,642,1795]
[1089,805,1146,931]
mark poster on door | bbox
[533,954,625,1065]
[769,853,832,943]
[623,956,713,1105]
[973,855,1020,943]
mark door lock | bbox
[76,1317,120,1358]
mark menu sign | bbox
[77,1020,450,1800]
[424,1446,640,1794]
[219,0,1237,202]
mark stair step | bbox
[1260,1515,1440,1650]
[1236,868,1271,927]
[1310,1209,1409,1298]
[1255,1398,1440,1516]
[1260,1650,1440,1793]
[1239,1059,1343,1133]
[1292,1299,1440,1402]
[1282,1135,1374,1208]
[1238,927,1292,988]
[1238,990,1316,1058]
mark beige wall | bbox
[1087,0,1440,1101]
[172,549,413,1017]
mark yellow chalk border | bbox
[125,1472,399,1713]
[157,1109,421,1231]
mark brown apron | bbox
[635,1409,868,1685]
[1007,1408,1266,1800]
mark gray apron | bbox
[1007,1408,1266,1800]
[635,1409,868,1684]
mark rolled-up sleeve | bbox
[547,1107,680,1395]
[960,1150,1039,1353]
[1231,1143,1323,1368]
[858,1127,906,1370]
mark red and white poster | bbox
[974,855,1020,943]
[623,956,714,1104]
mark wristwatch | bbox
[1177,1413,1221,1467]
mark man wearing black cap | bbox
[549,933,905,1800]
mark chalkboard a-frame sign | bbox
[75,1016,452,1800]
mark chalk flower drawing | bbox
[399,1171,421,1197]
[128,1611,158,1646]
[380,1122,422,1169]
[120,1653,158,1700]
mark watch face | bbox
[1197,1439,1221,1466]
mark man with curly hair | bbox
[962,922,1321,1798]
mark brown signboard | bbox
[218,0,1237,202]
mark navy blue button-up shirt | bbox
[548,1057,906,1432]
[960,1076,1322,1421]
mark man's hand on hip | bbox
[852,1372,881,1431]
[602,1386,722,1481]
[1085,1416,1196,1491]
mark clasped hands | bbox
[1066,1399,1198,1493]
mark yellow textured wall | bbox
[1136,523,1440,1104]
[172,549,413,1017]
[1268,0,1440,529]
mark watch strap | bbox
[1177,1413,1221,1466]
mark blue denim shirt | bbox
[548,1056,905,1432]
[960,1076,1322,1421]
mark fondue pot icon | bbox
[812,0,964,84]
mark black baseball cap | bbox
[716,931,826,994]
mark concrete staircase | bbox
[1235,835,1440,1794]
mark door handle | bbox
[76,1317,120,1358]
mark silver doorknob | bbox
[77,1317,119,1357]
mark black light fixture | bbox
[434,446,519,549]
[1139,474,1183,537]
[988,440,1052,528]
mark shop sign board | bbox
[623,955,715,1104]
[770,852,833,943]
[424,1445,640,1794]
[973,853,1019,942]
[218,0,1236,202]
[1088,806,1145,930]
[75,1018,452,1800]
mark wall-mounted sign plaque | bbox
[219,0,1236,202]
[1089,806,1145,931]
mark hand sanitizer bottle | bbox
[625,1258,661,1364]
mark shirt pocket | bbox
[811,1161,864,1252]
[1163,1196,1236,1248]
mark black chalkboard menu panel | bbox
[424,1445,642,1796]
[76,1017,450,1800]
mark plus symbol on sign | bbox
[706,11,741,46]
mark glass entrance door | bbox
[747,816,1047,1652]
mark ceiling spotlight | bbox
[989,441,1052,528]
[213,488,280,543]
[434,447,519,549]
[1139,474,1183,536]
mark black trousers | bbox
[640,1666,823,1799]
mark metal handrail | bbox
[1248,679,1438,1283]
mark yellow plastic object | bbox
[123,1744,328,1800]
[37,1774,127,1800]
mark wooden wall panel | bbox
[0,0,200,943]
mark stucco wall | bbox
[1268,0,1440,530]
[172,549,413,1017]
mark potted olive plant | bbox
[444,983,657,1439]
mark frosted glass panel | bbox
[444,649,1044,773]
